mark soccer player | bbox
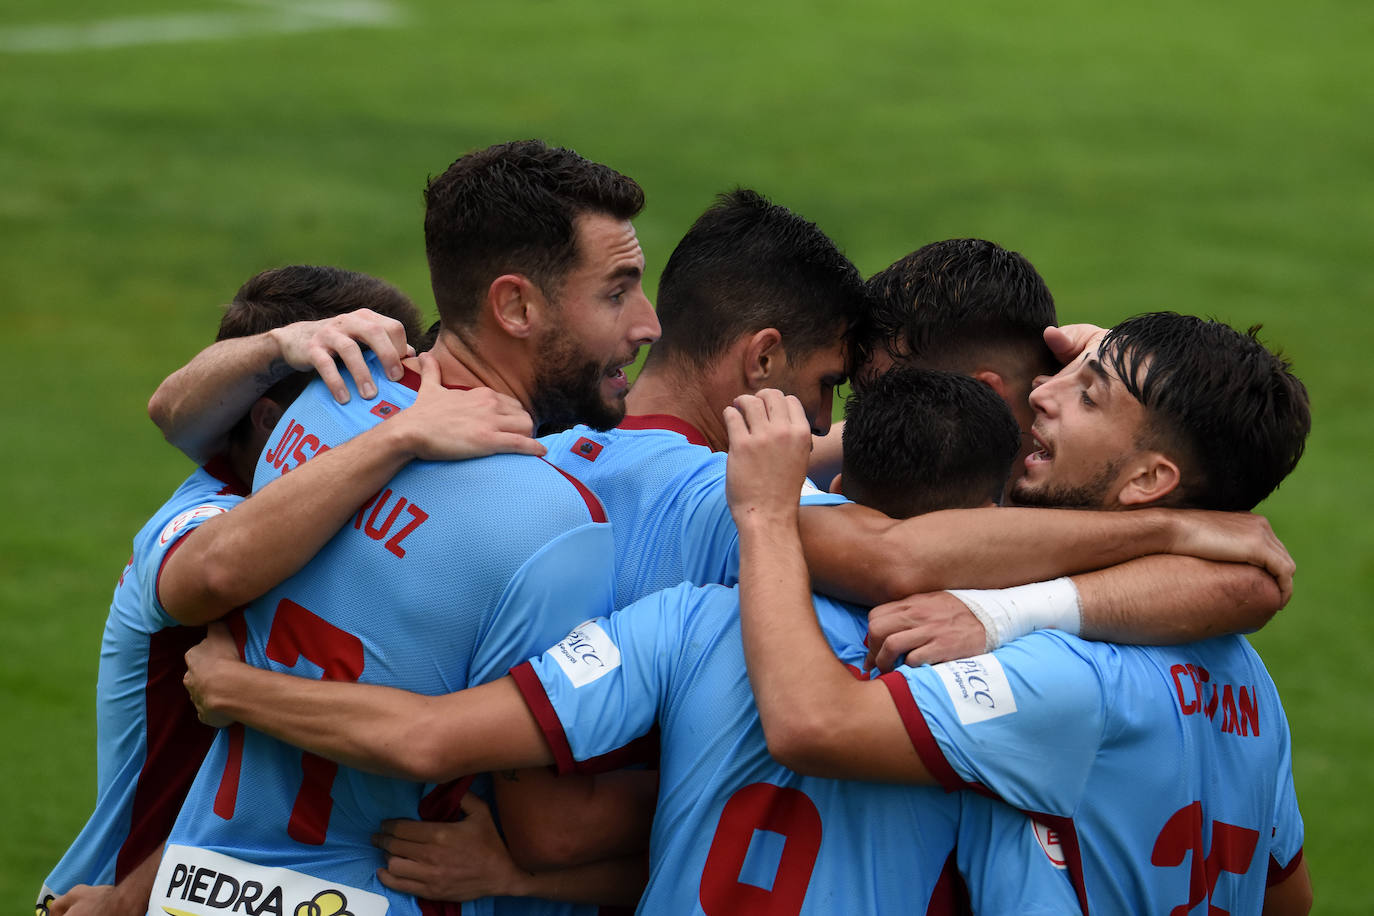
[179,366,1080,914]
[38,266,539,916]
[725,313,1314,913]
[148,140,660,916]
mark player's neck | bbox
[415,327,536,411]
[627,363,728,450]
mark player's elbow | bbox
[759,706,853,779]
[1224,564,1284,634]
[396,721,468,784]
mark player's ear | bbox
[742,328,784,390]
[972,368,1010,401]
[248,397,284,440]
[828,472,843,495]
[489,274,541,339]
[1116,452,1181,507]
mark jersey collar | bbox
[202,454,250,497]
[617,414,711,449]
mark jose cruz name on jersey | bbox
[351,487,429,559]
[263,418,331,476]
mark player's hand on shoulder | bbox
[374,794,531,901]
[398,352,544,462]
[724,389,812,525]
[866,591,989,672]
[183,622,243,728]
[269,307,415,404]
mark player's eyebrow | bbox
[1085,357,1111,382]
[605,264,642,283]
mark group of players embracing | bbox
[38,139,1313,916]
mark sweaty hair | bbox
[862,238,1057,385]
[423,139,645,328]
[216,264,424,438]
[643,188,871,374]
[1100,312,1310,511]
[841,367,1022,519]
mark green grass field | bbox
[4,0,1371,909]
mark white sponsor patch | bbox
[152,844,388,915]
[159,504,228,545]
[1032,819,1068,869]
[933,653,1017,725]
[550,620,621,688]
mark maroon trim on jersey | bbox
[571,727,660,775]
[213,614,250,820]
[510,662,576,775]
[115,625,218,879]
[201,454,250,497]
[877,671,967,792]
[1026,812,1090,915]
[415,773,479,916]
[542,460,609,524]
[396,361,473,393]
[923,849,971,916]
[618,414,711,449]
[1268,847,1304,886]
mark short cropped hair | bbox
[216,265,424,346]
[863,238,1057,383]
[424,140,645,328]
[216,265,423,438]
[1100,312,1310,512]
[644,189,870,374]
[842,367,1022,518]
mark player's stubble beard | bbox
[1007,457,1124,509]
[530,325,629,435]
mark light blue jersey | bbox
[38,458,247,913]
[884,631,1305,914]
[515,583,1078,915]
[542,418,846,610]
[155,355,617,916]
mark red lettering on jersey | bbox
[352,488,428,558]
[290,433,321,470]
[265,420,303,468]
[386,504,428,558]
[1171,664,1198,714]
[1236,686,1260,736]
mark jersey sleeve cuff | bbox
[509,662,576,776]
[878,670,969,792]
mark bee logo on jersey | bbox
[571,436,604,461]
[34,893,54,916]
[370,401,400,420]
[153,846,388,916]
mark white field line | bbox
[0,0,403,54]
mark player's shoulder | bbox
[399,451,608,526]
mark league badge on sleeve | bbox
[933,654,1018,725]
[550,620,621,688]
[159,505,229,546]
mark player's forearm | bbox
[736,510,878,777]
[804,504,1186,604]
[149,334,294,463]
[160,419,421,625]
[508,853,648,907]
[198,662,549,782]
[1074,556,1282,644]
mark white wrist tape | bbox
[947,577,1082,651]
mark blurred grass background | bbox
[3,0,1370,909]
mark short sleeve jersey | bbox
[883,631,1305,914]
[513,583,1076,915]
[156,354,617,916]
[38,458,247,909]
[542,418,846,609]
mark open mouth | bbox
[1025,431,1054,467]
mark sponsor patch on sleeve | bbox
[158,504,228,546]
[549,620,621,688]
[933,653,1018,725]
[1032,818,1068,869]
